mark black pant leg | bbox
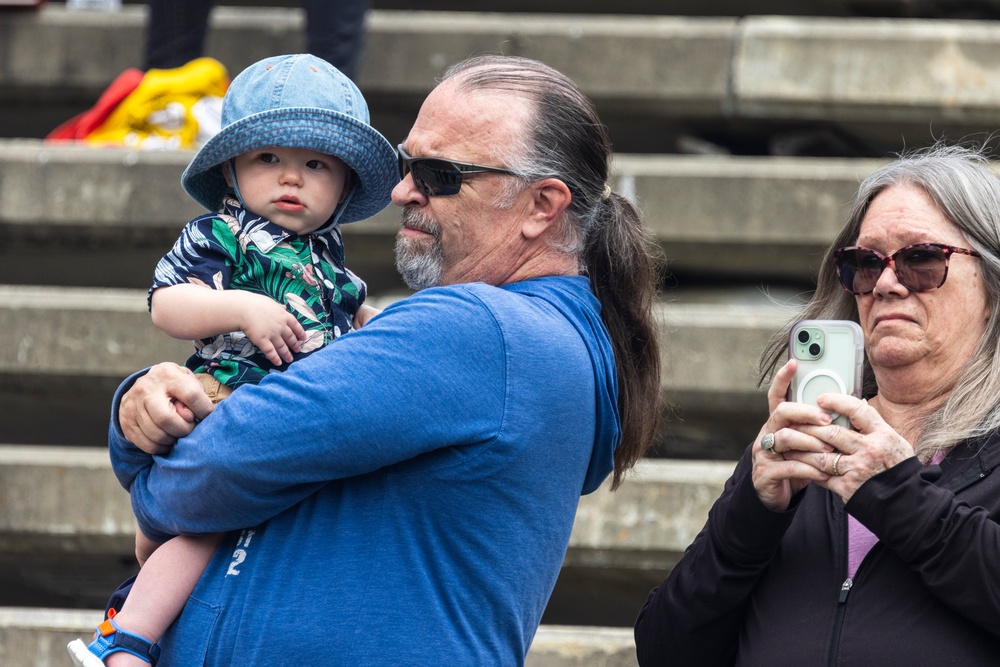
[301,0,369,81]
[144,0,215,70]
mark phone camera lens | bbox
[797,330,810,344]
[808,343,821,357]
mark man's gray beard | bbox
[395,210,444,291]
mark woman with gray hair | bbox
[635,142,1000,665]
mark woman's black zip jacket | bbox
[634,432,1000,666]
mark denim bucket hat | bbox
[182,53,397,224]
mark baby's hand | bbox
[237,293,307,365]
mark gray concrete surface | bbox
[0,7,995,117]
[657,300,793,414]
[0,444,731,569]
[0,284,789,453]
[4,8,1000,151]
[0,608,637,667]
[526,626,637,666]
[0,140,891,285]
[0,286,790,413]
[0,445,133,555]
[0,7,734,111]
[0,607,102,667]
[0,285,188,379]
[569,459,734,571]
[362,12,735,117]
[144,0,909,17]
[613,154,888,278]
[0,447,729,629]
[735,16,1000,125]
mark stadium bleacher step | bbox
[0,139,890,289]
[5,8,1000,153]
[0,285,791,454]
[0,445,731,630]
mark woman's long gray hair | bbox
[441,54,663,489]
[759,142,1000,460]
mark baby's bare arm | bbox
[151,284,306,365]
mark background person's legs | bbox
[302,0,369,81]
[144,0,214,70]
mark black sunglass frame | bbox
[832,242,981,295]
[397,144,518,196]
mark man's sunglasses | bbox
[397,144,518,196]
[833,243,981,295]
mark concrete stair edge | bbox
[6,7,1000,124]
[0,286,792,399]
[0,607,637,666]
[0,446,732,564]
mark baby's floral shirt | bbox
[151,197,366,387]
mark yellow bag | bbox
[85,57,229,150]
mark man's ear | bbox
[522,178,572,240]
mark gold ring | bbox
[832,452,844,476]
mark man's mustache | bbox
[400,209,440,237]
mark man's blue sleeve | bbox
[110,288,508,542]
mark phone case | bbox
[787,320,864,427]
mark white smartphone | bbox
[787,320,864,428]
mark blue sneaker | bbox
[66,609,160,666]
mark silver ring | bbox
[761,432,776,452]
[832,452,843,476]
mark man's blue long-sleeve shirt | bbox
[109,276,621,666]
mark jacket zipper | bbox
[827,578,853,667]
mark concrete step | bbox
[4,7,1000,153]
[363,0,1000,19]
[0,445,732,627]
[0,139,889,289]
[0,6,733,153]
[0,285,791,452]
[0,445,731,564]
[0,608,636,666]
[129,0,971,19]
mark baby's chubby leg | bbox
[116,532,223,641]
[103,533,223,665]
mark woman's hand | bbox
[787,393,916,503]
[752,359,837,511]
[120,363,215,455]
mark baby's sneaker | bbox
[66,638,105,667]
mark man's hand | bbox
[134,528,163,567]
[353,303,382,329]
[120,363,215,455]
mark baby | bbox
[68,53,398,666]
